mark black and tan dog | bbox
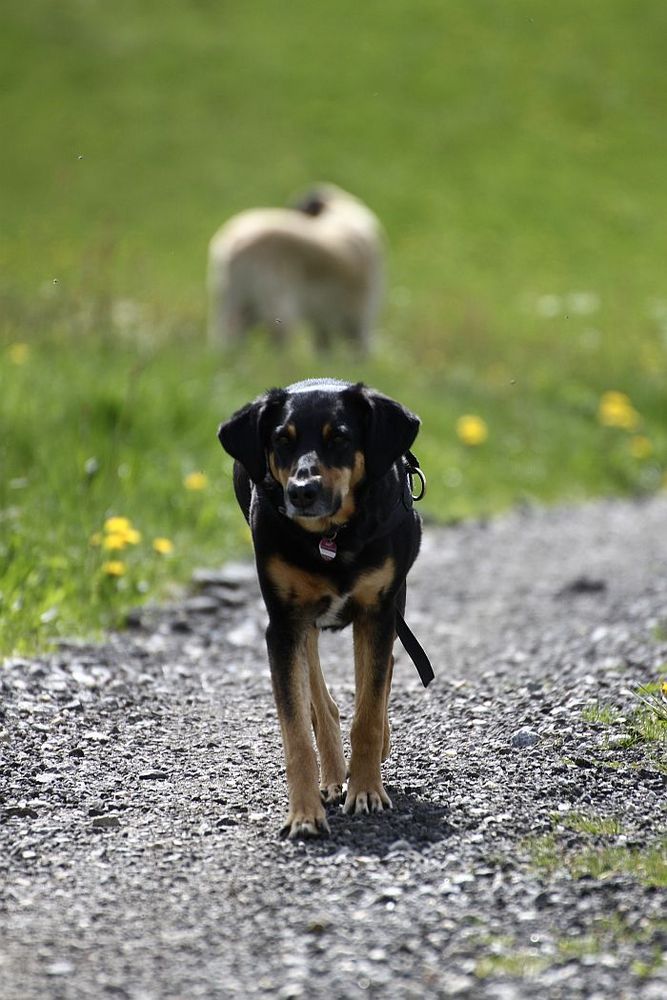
[218,378,431,838]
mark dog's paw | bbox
[320,782,345,805]
[343,782,392,816]
[280,809,331,840]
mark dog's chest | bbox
[266,554,395,627]
[315,591,353,629]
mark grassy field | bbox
[2,0,667,654]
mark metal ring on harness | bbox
[408,466,426,502]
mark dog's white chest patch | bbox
[315,592,351,629]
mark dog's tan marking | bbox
[321,422,333,442]
[381,654,394,762]
[286,422,297,440]
[350,450,366,489]
[266,555,335,606]
[352,557,395,609]
[268,452,290,488]
[332,450,365,523]
[305,627,346,802]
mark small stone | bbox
[183,596,221,614]
[227,620,259,647]
[138,769,169,780]
[193,563,255,589]
[208,586,247,607]
[557,576,607,597]
[511,727,540,749]
[5,803,38,818]
[91,814,121,829]
[46,961,74,976]
[386,839,412,853]
[605,733,632,749]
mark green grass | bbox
[553,811,624,837]
[2,1,667,654]
[582,704,624,726]
[475,915,666,981]
[582,686,667,765]
[528,823,667,889]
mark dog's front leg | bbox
[266,620,330,838]
[345,610,394,815]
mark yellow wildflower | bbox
[184,471,208,491]
[8,343,30,365]
[629,436,652,459]
[598,391,640,430]
[100,516,141,547]
[103,533,129,551]
[153,537,174,555]
[102,560,126,576]
[104,516,132,534]
[456,415,488,446]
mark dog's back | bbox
[207,186,383,351]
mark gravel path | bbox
[1,497,666,999]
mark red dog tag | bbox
[319,536,337,561]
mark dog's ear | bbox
[343,383,420,480]
[218,389,287,484]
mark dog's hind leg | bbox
[266,622,329,839]
[345,610,395,815]
[381,654,394,763]
[306,627,346,804]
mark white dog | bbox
[207,185,383,352]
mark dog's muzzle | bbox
[287,476,322,511]
[284,452,339,519]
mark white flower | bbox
[535,294,562,318]
[566,292,600,315]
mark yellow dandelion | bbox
[102,560,126,576]
[125,528,142,545]
[598,391,640,431]
[456,415,488,446]
[103,533,129,551]
[661,681,667,701]
[184,471,208,491]
[153,537,174,555]
[89,532,103,547]
[8,343,30,365]
[629,436,652,459]
[104,516,132,534]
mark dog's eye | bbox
[327,427,350,448]
[273,430,293,449]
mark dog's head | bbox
[218,380,419,529]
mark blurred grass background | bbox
[2,0,667,653]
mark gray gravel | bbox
[1,496,666,999]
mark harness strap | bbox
[395,608,435,688]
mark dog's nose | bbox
[294,453,320,481]
[287,478,321,509]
